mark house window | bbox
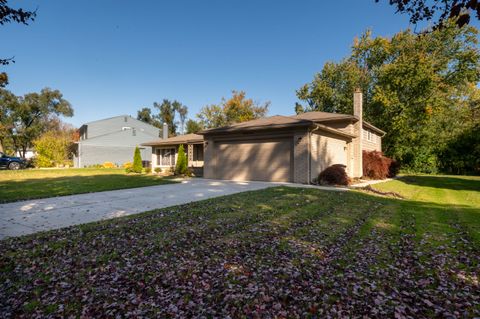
[367,130,374,142]
[193,144,204,161]
[156,148,176,166]
[122,126,131,130]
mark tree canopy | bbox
[185,119,203,134]
[297,23,480,173]
[0,87,73,157]
[137,107,161,128]
[137,100,188,136]
[33,124,76,168]
[197,91,269,129]
[376,0,480,30]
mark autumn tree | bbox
[297,23,480,173]
[0,87,73,157]
[197,91,269,129]
[33,123,76,168]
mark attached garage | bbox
[214,138,293,182]
[200,98,385,183]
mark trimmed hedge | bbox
[318,164,350,186]
[363,150,399,179]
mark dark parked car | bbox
[0,152,26,170]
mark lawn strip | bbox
[0,168,176,203]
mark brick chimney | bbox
[352,89,363,178]
[163,123,168,139]
[354,88,362,122]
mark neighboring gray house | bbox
[74,115,161,168]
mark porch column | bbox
[151,147,157,173]
[187,144,193,166]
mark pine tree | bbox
[175,144,188,175]
[132,146,143,173]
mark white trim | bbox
[154,146,177,167]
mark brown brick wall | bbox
[293,130,309,184]
[203,138,215,179]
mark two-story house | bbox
[74,115,160,168]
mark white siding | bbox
[362,128,382,152]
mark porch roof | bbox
[141,133,203,146]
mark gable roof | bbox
[142,133,203,146]
[80,115,159,130]
[199,111,385,136]
[78,128,160,146]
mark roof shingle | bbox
[141,133,203,146]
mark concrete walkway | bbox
[0,179,281,239]
[349,178,396,188]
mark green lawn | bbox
[0,175,478,317]
[0,168,176,203]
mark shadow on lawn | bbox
[397,175,480,192]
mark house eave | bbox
[312,124,356,139]
[142,140,203,146]
[362,121,386,136]
[198,122,313,135]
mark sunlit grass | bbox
[0,168,176,203]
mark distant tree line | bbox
[0,87,77,167]
[136,90,270,135]
[137,100,188,136]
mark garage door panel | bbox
[215,139,291,182]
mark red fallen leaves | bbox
[0,188,479,318]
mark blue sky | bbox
[0,1,445,127]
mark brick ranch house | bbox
[143,90,384,184]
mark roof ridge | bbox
[83,115,131,125]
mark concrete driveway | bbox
[0,179,279,239]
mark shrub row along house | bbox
[143,90,384,183]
